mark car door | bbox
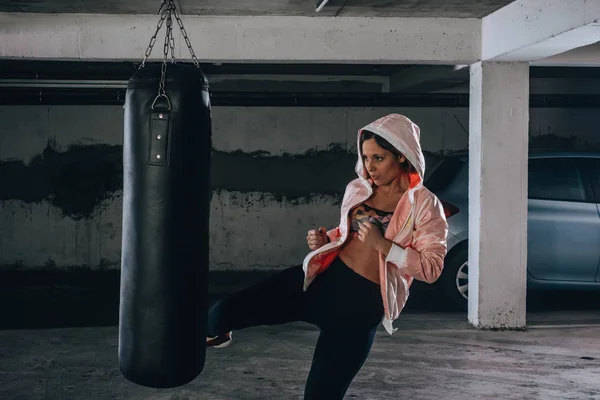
[583,157,600,282]
[527,157,600,282]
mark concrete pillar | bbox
[468,61,529,329]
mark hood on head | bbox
[355,113,426,189]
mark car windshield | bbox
[423,153,464,192]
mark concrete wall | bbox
[1,105,599,271]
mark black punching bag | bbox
[119,63,212,388]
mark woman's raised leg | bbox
[207,265,307,337]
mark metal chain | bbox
[158,5,173,97]
[173,6,200,67]
[139,1,170,69]
[141,0,201,110]
[139,0,200,69]
[169,28,176,64]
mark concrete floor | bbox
[2,271,600,399]
[2,312,600,399]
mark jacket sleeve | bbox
[385,194,448,283]
[326,227,341,243]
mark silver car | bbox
[424,151,600,310]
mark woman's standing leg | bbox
[303,327,378,400]
[301,258,384,399]
[207,265,307,337]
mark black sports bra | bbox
[350,203,394,236]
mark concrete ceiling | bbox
[0,0,515,18]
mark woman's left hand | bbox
[357,221,384,250]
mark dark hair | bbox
[360,130,415,173]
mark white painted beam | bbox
[532,41,600,67]
[0,12,481,64]
[482,0,600,62]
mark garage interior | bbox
[1,0,600,399]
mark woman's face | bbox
[361,138,406,186]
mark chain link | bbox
[169,32,176,64]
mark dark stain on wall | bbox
[212,190,343,209]
[3,132,599,220]
[0,142,122,220]
[0,142,359,218]
[210,146,357,201]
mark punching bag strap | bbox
[152,93,171,111]
[148,112,171,167]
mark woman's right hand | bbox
[307,226,329,251]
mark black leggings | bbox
[207,257,385,400]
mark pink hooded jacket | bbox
[302,113,448,334]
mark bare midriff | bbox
[339,236,381,284]
[337,191,405,285]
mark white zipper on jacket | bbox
[392,201,415,244]
[381,188,417,330]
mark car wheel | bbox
[440,245,469,311]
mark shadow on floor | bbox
[1,269,599,330]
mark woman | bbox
[206,113,448,399]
